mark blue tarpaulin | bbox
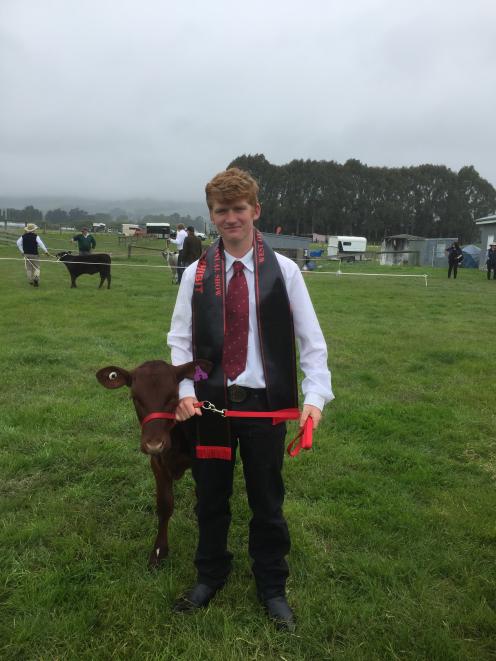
[461,244,481,268]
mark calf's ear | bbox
[174,359,213,383]
[96,366,131,389]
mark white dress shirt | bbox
[169,229,188,251]
[167,247,333,410]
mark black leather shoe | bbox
[173,583,219,613]
[262,596,296,632]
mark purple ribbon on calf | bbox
[193,365,209,382]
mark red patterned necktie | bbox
[222,260,249,380]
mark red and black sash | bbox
[191,230,298,460]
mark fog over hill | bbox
[0,196,209,221]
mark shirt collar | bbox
[224,247,254,273]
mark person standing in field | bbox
[167,167,333,631]
[16,223,50,287]
[181,226,203,267]
[446,242,463,279]
[73,227,96,255]
[169,223,188,283]
[486,242,496,280]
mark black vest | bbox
[22,232,38,254]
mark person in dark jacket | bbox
[73,227,96,254]
[16,223,50,287]
[181,226,203,266]
[446,242,463,279]
[486,242,496,280]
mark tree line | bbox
[229,154,496,242]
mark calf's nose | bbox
[143,438,164,454]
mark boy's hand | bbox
[299,404,322,430]
[175,396,202,422]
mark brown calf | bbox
[96,359,211,568]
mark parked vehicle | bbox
[146,223,171,238]
[122,223,142,236]
[328,235,367,261]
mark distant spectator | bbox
[275,225,283,235]
[445,242,463,279]
[302,248,310,271]
[169,223,188,283]
[73,227,96,255]
[182,226,203,267]
[16,223,50,287]
[486,242,496,280]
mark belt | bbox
[227,384,266,403]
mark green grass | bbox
[1,232,495,660]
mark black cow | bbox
[57,252,111,289]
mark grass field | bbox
[1,231,495,660]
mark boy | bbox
[167,168,333,630]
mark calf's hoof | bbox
[148,546,169,569]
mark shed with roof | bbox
[263,232,311,265]
[379,234,457,267]
[475,214,496,271]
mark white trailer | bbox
[328,235,367,260]
[146,222,171,238]
[121,223,141,236]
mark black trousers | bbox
[487,266,496,280]
[448,262,458,278]
[176,250,185,284]
[191,390,290,599]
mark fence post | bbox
[128,244,132,259]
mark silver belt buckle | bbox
[228,384,247,403]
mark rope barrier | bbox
[0,256,171,269]
[0,255,429,285]
[302,269,429,286]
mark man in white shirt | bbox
[167,168,333,631]
[169,223,188,283]
[17,223,50,287]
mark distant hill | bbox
[0,196,208,221]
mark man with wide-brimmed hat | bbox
[486,242,496,280]
[16,223,50,287]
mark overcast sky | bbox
[1,0,495,201]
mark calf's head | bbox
[96,359,212,455]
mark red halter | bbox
[141,411,176,429]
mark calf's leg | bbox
[148,455,174,569]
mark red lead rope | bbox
[141,404,313,457]
[219,407,313,457]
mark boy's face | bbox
[209,197,261,251]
